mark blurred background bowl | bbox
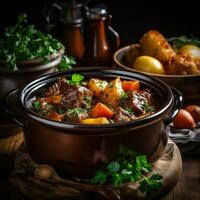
[113,45,200,104]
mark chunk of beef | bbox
[122,89,153,115]
[60,85,92,110]
[139,89,153,104]
[114,107,136,123]
[45,77,68,97]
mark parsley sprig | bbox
[91,145,162,194]
[142,101,155,112]
[66,108,86,116]
[57,55,76,71]
[67,73,84,85]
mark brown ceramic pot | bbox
[4,68,183,178]
[113,45,200,104]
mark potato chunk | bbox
[81,117,110,124]
[88,78,108,97]
[139,30,175,62]
[169,53,200,75]
[101,77,124,107]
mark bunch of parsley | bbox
[0,13,75,71]
[91,145,162,195]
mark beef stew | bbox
[31,74,155,124]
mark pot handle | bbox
[163,87,184,125]
[3,89,25,127]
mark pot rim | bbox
[18,67,174,132]
[113,45,200,79]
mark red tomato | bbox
[185,105,200,123]
[173,109,195,129]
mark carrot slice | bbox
[122,80,140,92]
[48,112,64,122]
[91,103,114,118]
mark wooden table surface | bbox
[0,153,199,200]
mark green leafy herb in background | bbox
[91,145,163,195]
[0,13,75,70]
[168,35,200,51]
[57,55,76,71]
[139,174,163,194]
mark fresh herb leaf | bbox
[57,55,76,71]
[67,108,86,117]
[107,162,120,174]
[68,73,84,85]
[135,155,152,173]
[139,174,163,194]
[142,101,155,112]
[120,91,128,100]
[72,73,84,83]
[33,101,41,112]
[91,171,107,185]
[82,95,92,109]
[150,174,163,180]
[112,173,123,186]
[0,13,65,70]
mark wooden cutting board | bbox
[9,139,182,200]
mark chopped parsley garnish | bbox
[68,73,84,85]
[126,108,134,115]
[67,108,86,116]
[120,91,128,100]
[142,101,155,112]
[91,145,162,194]
[33,101,41,112]
[82,95,92,109]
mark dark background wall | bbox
[0,0,199,46]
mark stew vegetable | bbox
[31,73,155,124]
